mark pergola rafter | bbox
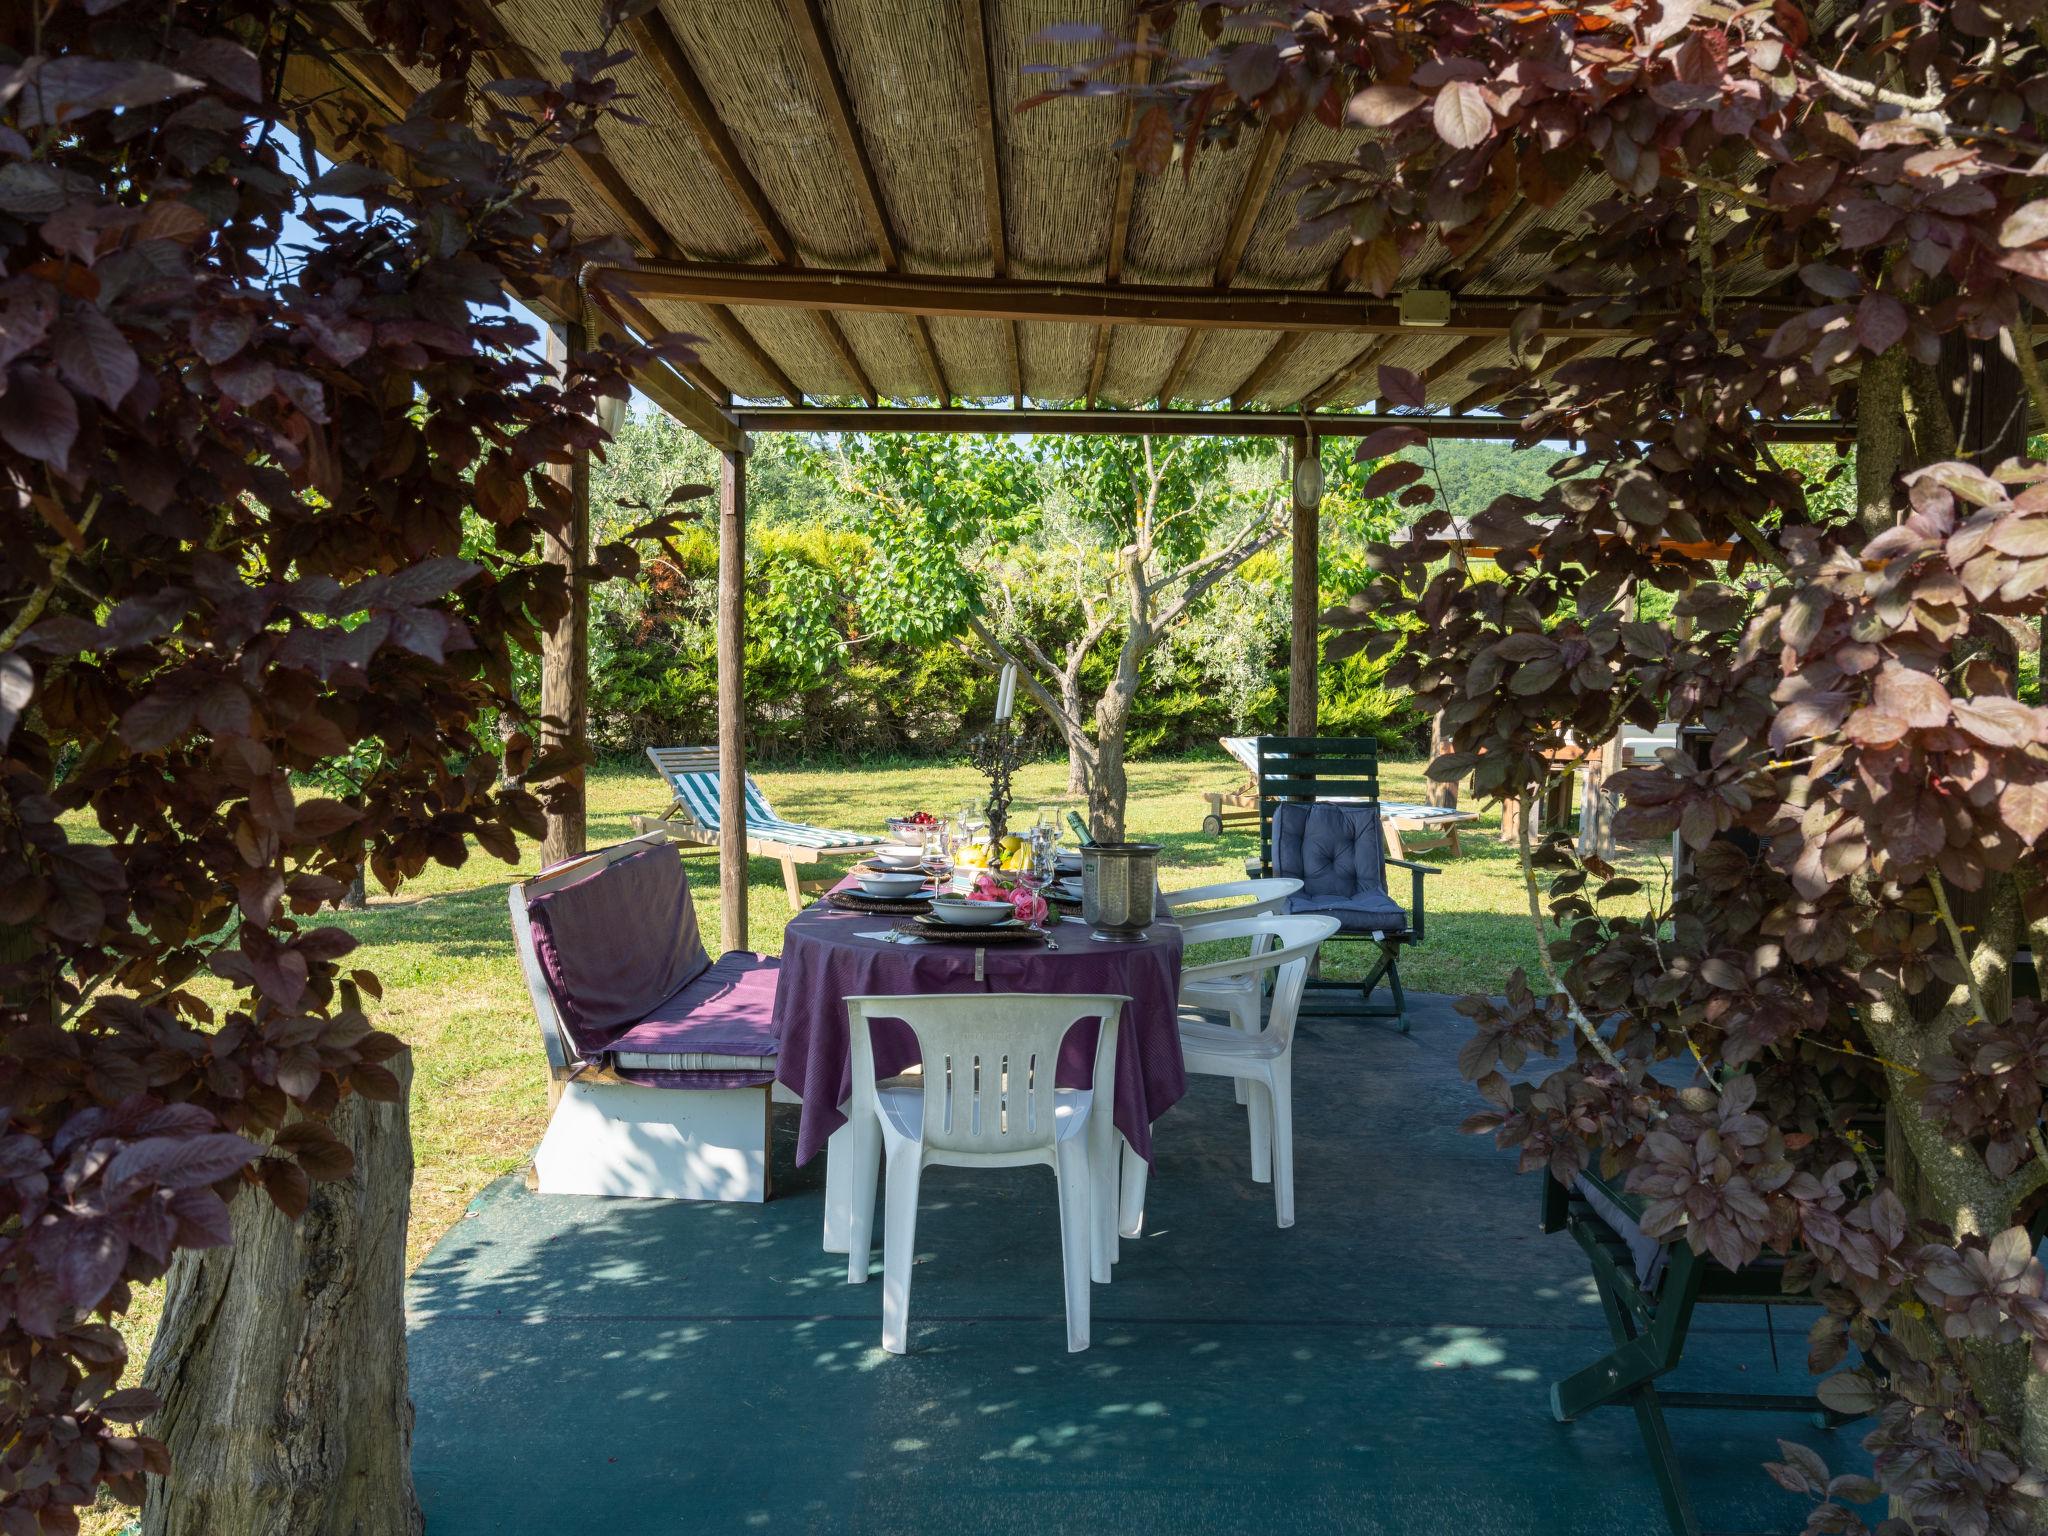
[1086,10,1154,409]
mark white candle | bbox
[995,662,1017,722]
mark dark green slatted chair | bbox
[1540,1169,1867,1536]
[1250,736,1436,1029]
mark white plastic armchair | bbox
[1174,914,1338,1228]
[842,992,1128,1355]
[1161,876,1303,930]
[1170,878,1303,1107]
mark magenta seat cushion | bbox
[526,844,710,1054]
[608,954,782,1062]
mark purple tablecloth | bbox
[773,889,1187,1167]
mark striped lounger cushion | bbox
[667,770,874,850]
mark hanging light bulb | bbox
[1291,440,1323,507]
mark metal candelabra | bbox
[964,718,1021,842]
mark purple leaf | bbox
[55,305,138,410]
[1378,364,1426,410]
[0,366,79,472]
[1432,81,1494,150]
[1347,83,1423,127]
[56,1218,128,1313]
[103,1132,262,1194]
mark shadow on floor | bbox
[406,994,1865,1536]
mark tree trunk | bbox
[142,1052,422,1536]
[1061,668,1090,796]
[538,320,590,871]
[1425,711,1457,810]
[1089,658,1140,842]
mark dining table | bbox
[771,874,1187,1254]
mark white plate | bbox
[867,852,924,872]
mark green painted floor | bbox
[406,997,1865,1535]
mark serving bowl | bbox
[927,896,1016,927]
[854,872,928,900]
[867,849,925,871]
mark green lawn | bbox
[85,750,1668,1534]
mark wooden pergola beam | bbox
[696,302,806,406]
[782,0,943,403]
[784,0,896,263]
[1424,333,1500,389]
[623,8,794,264]
[960,0,1008,277]
[1155,331,1200,408]
[1087,11,1156,408]
[1159,117,1291,408]
[1230,332,1305,409]
[592,285,735,401]
[1455,337,1600,413]
[813,313,880,405]
[611,260,1713,339]
[445,0,672,258]
[1215,122,1289,288]
[957,0,1023,406]
[734,406,1853,441]
[1303,337,1392,410]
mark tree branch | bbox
[964,612,1091,754]
[1516,786,1625,1070]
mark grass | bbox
[81,750,1668,1534]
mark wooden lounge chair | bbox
[641,746,888,910]
[1247,736,1436,1029]
[1204,734,1479,857]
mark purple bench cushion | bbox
[608,953,781,1066]
[526,844,710,1055]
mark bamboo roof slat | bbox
[927,317,1016,398]
[662,0,877,268]
[993,0,1121,281]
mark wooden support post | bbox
[1287,436,1320,738]
[539,319,589,871]
[718,449,748,954]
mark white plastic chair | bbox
[843,992,1128,1355]
[1169,878,1302,1106]
[1161,876,1302,931]
[1174,914,1338,1228]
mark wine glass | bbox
[923,823,953,893]
[1026,824,1059,896]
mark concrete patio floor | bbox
[406,994,1863,1535]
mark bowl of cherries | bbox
[887,809,940,842]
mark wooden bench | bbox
[510,832,784,1202]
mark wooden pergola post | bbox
[539,318,590,870]
[718,448,748,953]
[1287,434,1320,738]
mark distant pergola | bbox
[292,0,1848,946]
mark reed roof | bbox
[298,0,1804,439]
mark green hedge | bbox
[580,526,1419,763]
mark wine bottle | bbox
[1067,811,1094,847]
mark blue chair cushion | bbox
[1288,888,1408,934]
[1271,802,1407,934]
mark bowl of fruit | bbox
[887,810,940,842]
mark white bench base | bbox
[534,1080,771,1202]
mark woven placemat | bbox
[826,889,934,916]
[896,917,1047,945]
